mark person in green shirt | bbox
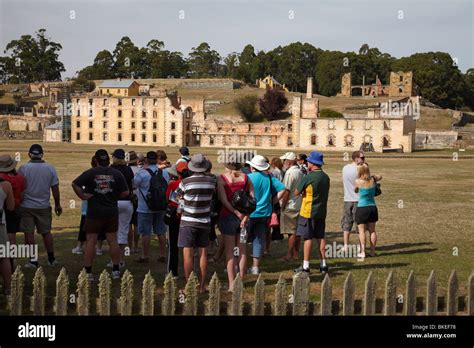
[294,151,330,274]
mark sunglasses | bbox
[359,157,365,160]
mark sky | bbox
[0,0,473,78]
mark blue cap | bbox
[307,151,324,166]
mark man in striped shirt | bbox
[176,154,216,293]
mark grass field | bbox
[0,140,473,314]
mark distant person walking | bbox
[0,176,15,296]
[18,144,62,268]
[341,151,365,252]
[354,163,382,259]
[246,155,287,275]
[279,152,303,261]
[176,154,216,293]
[72,150,129,280]
[294,151,330,274]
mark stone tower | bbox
[306,77,313,98]
[389,71,413,97]
[341,73,352,97]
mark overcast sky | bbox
[0,0,472,78]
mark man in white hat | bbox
[246,155,287,275]
[279,152,303,261]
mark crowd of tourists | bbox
[0,144,382,294]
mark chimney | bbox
[306,77,313,98]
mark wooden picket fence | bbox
[5,266,474,316]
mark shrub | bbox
[259,89,288,120]
[319,108,344,118]
[235,95,261,122]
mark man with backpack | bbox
[134,151,170,263]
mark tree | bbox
[112,36,143,78]
[187,42,221,77]
[259,89,288,120]
[77,50,115,80]
[2,29,65,83]
[235,95,260,121]
[71,76,95,92]
[237,44,261,83]
[391,52,467,108]
[223,52,239,78]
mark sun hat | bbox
[0,155,17,173]
[306,151,325,166]
[246,155,270,171]
[188,154,211,173]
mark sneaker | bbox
[111,271,121,280]
[247,267,260,275]
[48,259,59,267]
[24,261,38,269]
[319,266,329,274]
[107,261,125,269]
[294,266,311,274]
[72,247,83,255]
[96,249,103,256]
[87,273,94,283]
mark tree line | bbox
[1,29,473,110]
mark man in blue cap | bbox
[293,151,330,274]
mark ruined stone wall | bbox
[181,80,240,90]
[415,131,458,149]
[341,73,351,97]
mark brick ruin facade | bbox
[340,71,414,98]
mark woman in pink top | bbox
[217,162,254,292]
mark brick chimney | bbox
[306,77,313,98]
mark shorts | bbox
[355,206,378,225]
[137,211,166,236]
[118,200,134,244]
[218,214,241,236]
[280,210,299,235]
[296,216,325,240]
[5,209,21,234]
[178,225,210,248]
[341,201,358,232]
[85,216,118,235]
[19,207,52,235]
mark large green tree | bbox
[392,52,467,108]
[187,42,221,77]
[1,29,65,83]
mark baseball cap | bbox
[280,152,297,161]
[29,144,44,156]
[95,149,109,162]
[111,149,125,159]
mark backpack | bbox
[140,168,167,211]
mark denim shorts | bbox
[218,214,241,236]
[137,211,167,236]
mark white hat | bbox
[280,152,297,161]
[246,155,270,171]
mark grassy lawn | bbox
[0,140,472,314]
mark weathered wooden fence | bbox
[5,266,474,316]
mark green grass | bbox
[0,140,473,314]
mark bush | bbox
[235,95,261,122]
[319,108,344,118]
[259,89,288,120]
